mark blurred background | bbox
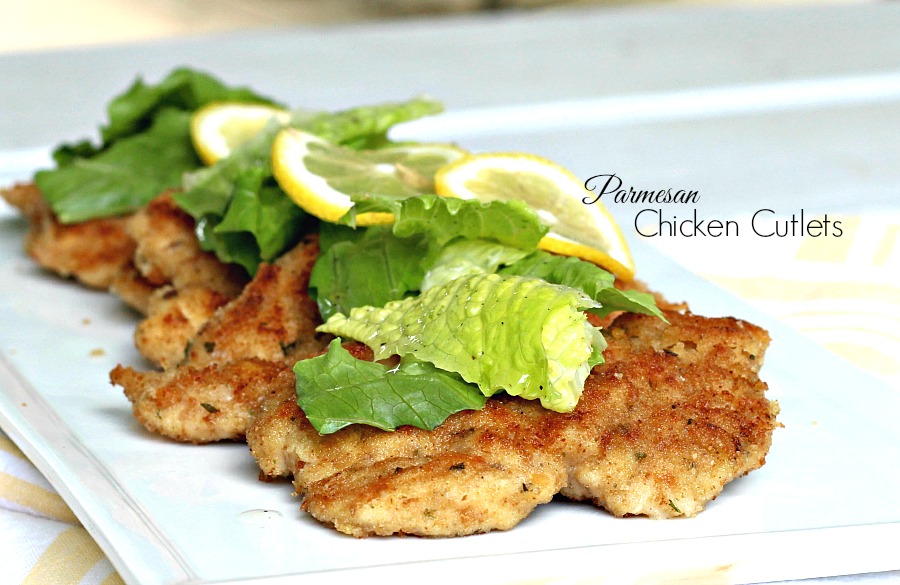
[1,0,870,54]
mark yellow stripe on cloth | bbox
[874,224,899,266]
[1,434,28,460]
[703,276,900,304]
[793,217,860,263]
[22,526,108,585]
[101,571,127,585]
[824,341,900,378]
[0,471,80,524]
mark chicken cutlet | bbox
[247,310,778,537]
[2,185,250,367]
[122,193,251,365]
[111,235,330,443]
[123,193,248,299]
[1,182,135,290]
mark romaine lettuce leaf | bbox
[294,339,487,434]
[302,96,443,149]
[318,273,604,412]
[309,223,427,320]
[345,193,548,251]
[501,250,665,320]
[310,196,548,319]
[35,109,199,223]
[100,67,280,144]
[189,166,310,274]
[175,98,444,274]
[421,238,529,291]
[35,67,280,223]
[417,238,664,320]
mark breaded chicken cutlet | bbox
[111,235,330,443]
[0,183,244,310]
[110,230,678,447]
[5,181,779,539]
[123,193,248,302]
[2,184,251,368]
[247,310,778,537]
[1,182,135,290]
[123,194,249,366]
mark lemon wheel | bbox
[434,153,636,281]
[271,128,466,225]
[191,102,290,165]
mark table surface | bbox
[1,3,899,584]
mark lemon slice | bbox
[191,102,290,165]
[271,127,467,225]
[434,153,636,281]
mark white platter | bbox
[2,149,900,584]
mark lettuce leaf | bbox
[345,193,548,250]
[35,67,279,223]
[100,67,279,144]
[501,251,665,320]
[309,196,548,319]
[309,223,427,320]
[318,273,604,412]
[294,339,487,434]
[421,238,529,291]
[302,96,442,149]
[190,166,311,274]
[413,238,664,320]
[175,98,444,274]
[36,109,199,223]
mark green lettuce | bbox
[175,98,444,274]
[191,166,311,274]
[35,109,199,223]
[99,67,278,144]
[501,250,665,320]
[35,67,280,223]
[294,339,487,434]
[309,196,547,319]
[422,238,664,319]
[344,193,548,250]
[309,223,427,320]
[421,238,529,291]
[300,97,442,149]
[318,273,605,412]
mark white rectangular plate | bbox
[2,154,899,585]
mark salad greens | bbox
[35,68,279,223]
[318,273,605,413]
[175,98,442,274]
[422,239,530,291]
[38,68,664,435]
[308,196,661,426]
[310,195,547,320]
[499,250,665,320]
[35,109,199,222]
[294,339,487,434]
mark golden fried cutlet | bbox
[1,182,135,290]
[119,193,254,362]
[125,193,248,298]
[113,358,297,443]
[133,286,234,369]
[246,310,778,537]
[111,235,330,443]
[109,262,159,315]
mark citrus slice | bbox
[271,128,467,225]
[434,153,636,281]
[191,102,290,165]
